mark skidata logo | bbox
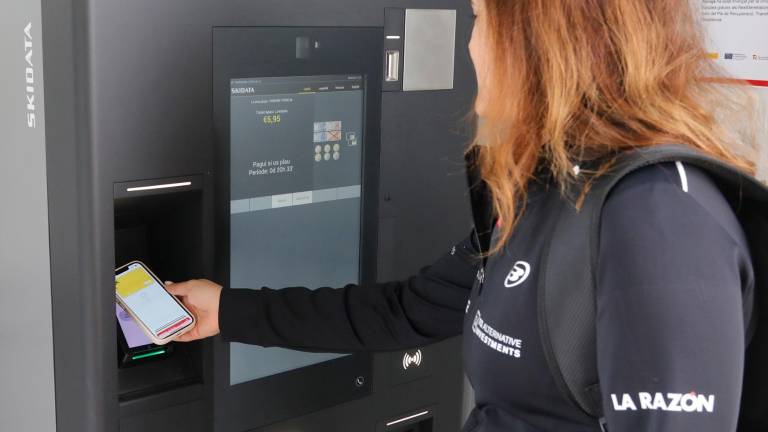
[611,392,715,413]
[231,87,255,95]
[402,350,423,370]
[24,22,36,128]
[504,261,531,287]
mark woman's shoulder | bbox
[596,160,754,305]
[603,161,748,249]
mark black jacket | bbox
[220,151,753,432]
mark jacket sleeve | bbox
[595,164,753,431]
[218,231,481,353]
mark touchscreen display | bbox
[116,303,153,348]
[229,74,364,385]
[115,263,193,339]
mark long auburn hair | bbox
[470,0,761,255]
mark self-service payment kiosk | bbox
[2,1,477,431]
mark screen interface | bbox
[229,74,364,385]
[116,303,153,348]
[115,263,192,339]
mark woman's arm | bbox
[596,164,753,431]
[170,231,481,352]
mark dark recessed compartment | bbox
[390,418,433,432]
[113,175,207,403]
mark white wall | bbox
[756,88,768,181]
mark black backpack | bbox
[539,144,768,431]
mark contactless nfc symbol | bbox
[504,261,531,288]
[402,349,423,370]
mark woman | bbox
[168,0,760,430]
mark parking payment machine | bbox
[3,1,477,431]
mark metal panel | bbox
[403,9,457,91]
[42,0,118,429]
[0,0,57,431]
[383,8,405,92]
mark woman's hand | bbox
[165,279,223,342]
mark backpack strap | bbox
[539,144,767,420]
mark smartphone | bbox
[115,261,195,345]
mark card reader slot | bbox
[114,177,206,400]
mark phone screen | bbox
[115,262,193,340]
[116,303,153,348]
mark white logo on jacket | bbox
[610,392,715,413]
[471,311,523,358]
[504,261,531,287]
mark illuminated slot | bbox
[385,411,433,432]
[131,349,167,361]
[126,181,192,192]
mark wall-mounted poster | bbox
[700,0,768,86]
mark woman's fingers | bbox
[175,331,195,342]
[185,303,200,320]
[166,280,192,296]
[175,326,201,342]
